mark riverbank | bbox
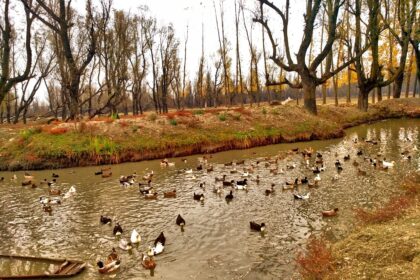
[297,174,420,280]
[327,174,420,280]
[0,98,419,171]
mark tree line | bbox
[0,0,419,123]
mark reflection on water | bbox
[0,119,419,279]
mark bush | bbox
[169,119,178,126]
[20,127,42,140]
[232,114,241,121]
[193,109,204,115]
[355,195,413,224]
[262,108,267,115]
[148,113,157,122]
[218,113,227,121]
[296,237,335,280]
[48,127,69,135]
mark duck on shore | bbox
[250,221,266,232]
[322,208,339,217]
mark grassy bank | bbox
[0,98,419,171]
[297,174,420,280]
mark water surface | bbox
[0,119,419,279]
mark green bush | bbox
[169,119,178,126]
[218,113,227,121]
[262,108,267,115]
[20,127,42,141]
[193,109,204,115]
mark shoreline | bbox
[0,99,419,171]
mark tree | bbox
[21,0,96,120]
[0,0,35,105]
[254,0,361,114]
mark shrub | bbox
[355,195,413,224]
[20,127,41,140]
[296,237,335,280]
[48,127,69,135]
[193,109,204,115]
[169,119,178,126]
[111,113,120,120]
[232,114,241,121]
[218,113,227,121]
[148,113,157,122]
[262,108,267,115]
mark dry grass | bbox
[296,237,335,280]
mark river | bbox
[0,119,419,279]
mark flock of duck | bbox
[0,133,417,276]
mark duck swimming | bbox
[97,259,121,274]
[236,179,248,186]
[151,232,166,255]
[113,223,123,236]
[52,173,59,178]
[193,193,204,201]
[322,208,339,217]
[265,184,275,196]
[176,214,186,231]
[131,229,141,244]
[141,253,156,270]
[294,193,310,200]
[100,215,112,225]
[164,189,177,198]
[119,239,133,251]
[222,180,235,187]
[250,221,266,232]
[225,190,234,201]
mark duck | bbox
[143,171,154,181]
[98,249,120,274]
[94,171,103,175]
[49,189,61,196]
[332,174,340,182]
[0,177,4,182]
[176,214,186,231]
[119,239,133,251]
[131,229,141,244]
[63,186,76,198]
[43,205,52,213]
[230,168,238,174]
[285,178,299,186]
[144,192,158,199]
[213,185,222,194]
[241,171,250,177]
[282,184,295,190]
[353,160,359,167]
[31,183,38,188]
[308,180,319,188]
[193,193,204,201]
[236,184,247,191]
[265,184,275,196]
[199,182,206,190]
[357,150,363,156]
[382,160,395,168]
[215,175,227,182]
[196,164,203,171]
[207,165,214,172]
[286,163,297,170]
[322,208,339,217]
[225,190,234,201]
[185,169,193,174]
[335,160,342,168]
[344,155,351,161]
[97,259,120,274]
[102,172,112,178]
[141,253,156,270]
[52,173,59,178]
[294,193,310,200]
[301,177,308,184]
[250,221,266,232]
[336,165,343,172]
[100,215,112,225]
[24,172,34,180]
[319,165,326,172]
[21,180,32,186]
[312,166,321,174]
[151,232,165,255]
[11,174,17,181]
[113,223,123,236]
[236,179,248,186]
[224,161,233,166]
[316,152,323,158]
[358,168,367,176]
[222,180,235,187]
[314,174,321,182]
[164,189,177,198]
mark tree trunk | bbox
[377,86,382,102]
[302,83,317,114]
[372,88,376,104]
[413,75,418,98]
[358,90,369,112]
[393,72,404,99]
[322,84,327,105]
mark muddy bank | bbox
[0,98,419,171]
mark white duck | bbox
[235,184,247,191]
[241,171,250,177]
[130,229,141,244]
[382,160,395,168]
[314,174,321,182]
[119,239,133,251]
[185,169,193,174]
[151,243,164,255]
[63,186,76,198]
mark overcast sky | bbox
[73,0,306,75]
